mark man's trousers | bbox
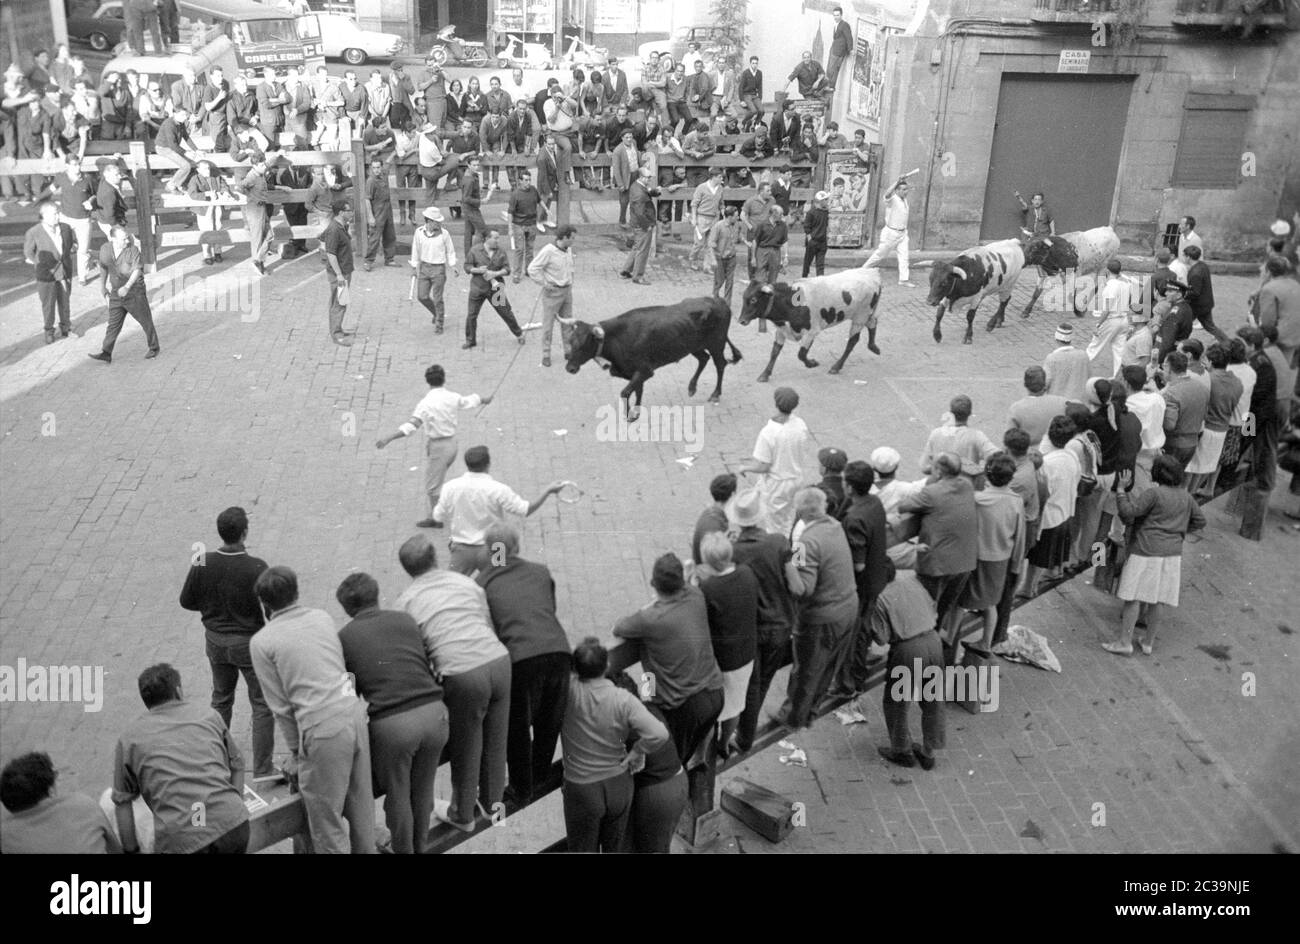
[298,701,376,854]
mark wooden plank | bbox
[247,793,310,854]
[719,778,797,844]
[157,224,323,247]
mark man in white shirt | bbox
[433,445,568,575]
[1043,322,1091,402]
[863,175,913,286]
[919,395,999,480]
[376,364,493,528]
[526,224,577,368]
[1176,215,1203,268]
[409,205,458,332]
[417,121,459,200]
[738,387,811,537]
[1085,259,1138,376]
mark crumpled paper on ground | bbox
[779,748,808,767]
[992,624,1062,673]
[834,703,869,726]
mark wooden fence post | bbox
[131,141,156,272]
[351,135,367,254]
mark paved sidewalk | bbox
[706,487,1300,854]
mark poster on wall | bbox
[790,98,826,125]
[825,148,870,248]
[594,0,638,33]
[494,0,525,33]
[851,20,897,132]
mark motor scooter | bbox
[427,24,489,66]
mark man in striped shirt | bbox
[526,225,577,368]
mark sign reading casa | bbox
[1058,50,1091,73]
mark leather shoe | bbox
[911,744,936,771]
[144,349,159,359]
[88,352,111,363]
[541,355,551,367]
[332,334,353,347]
[877,746,914,768]
[415,518,443,529]
[461,341,476,349]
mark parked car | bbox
[637,26,739,67]
[67,0,129,53]
[317,12,403,65]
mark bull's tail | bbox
[726,339,743,364]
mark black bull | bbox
[561,297,743,419]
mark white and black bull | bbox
[738,267,883,382]
[559,296,742,420]
[926,238,1026,344]
[1019,226,1120,319]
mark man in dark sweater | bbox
[832,461,890,698]
[1183,245,1228,342]
[336,572,447,854]
[692,473,738,564]
[179,506,275,778]
[476,522,571,804]
[802,190,830,277]
[728,488,796,751]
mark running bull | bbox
[1019,226,1120,319]
[738,267,883,382]
[560,296,742,421]
[927,238,1026,344]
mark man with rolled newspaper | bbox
[864,170,919,288]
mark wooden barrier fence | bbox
[3,131,838,273]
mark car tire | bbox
[343,47,367,65]
[89,32,109,52]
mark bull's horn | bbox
[951,266,967,280]
[592,324,605,339]
[555,315,578,325]
[760,284,774,294]
[1044,238,1053,247]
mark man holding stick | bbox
[864,170,917,288]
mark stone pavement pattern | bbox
[1,226,1293,853]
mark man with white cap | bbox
[802,190,830,278]
[1119,300,1156,372]
[870,445,926,568]
[737,387,811,538]
[727,487,796,751]
[416,120,459,201]
[1043,322,1090,402]
[410,206,458,334]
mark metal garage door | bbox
[980,74,1134,241]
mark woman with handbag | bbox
[1104,455,1206,656]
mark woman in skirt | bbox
[1185,342,1243,498]
[186,159,230,265]
[963,454,1025,652]
[694,533,757,758]
[1104,455,1206,656]
[1018,415,1081,600]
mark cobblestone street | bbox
[1,233,1295,853]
